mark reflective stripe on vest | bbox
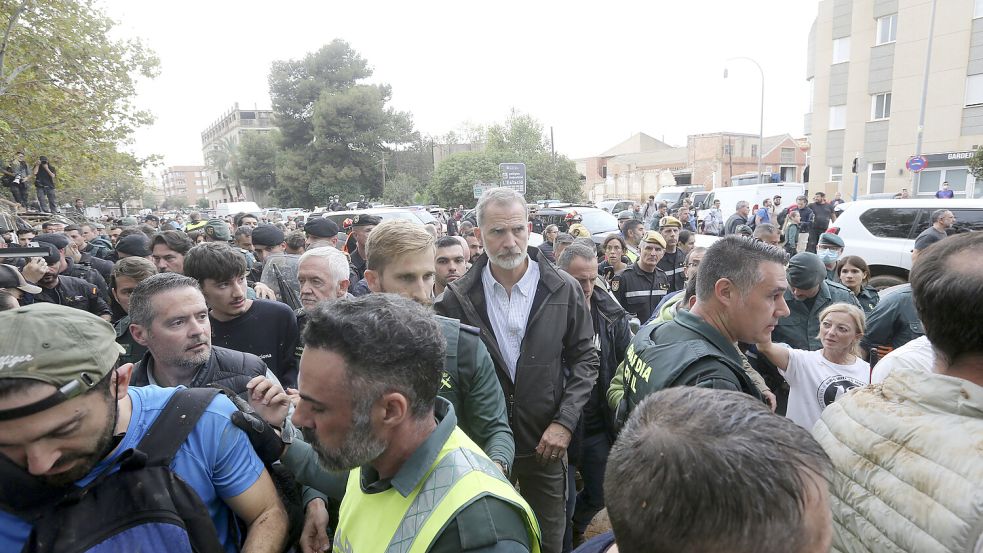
[663,266,685,276]
[334,427,541,553]
[625,289,668,298]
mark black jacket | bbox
[725,213,749,235]
[131,346,268,400]
[611,263,669,323]
[435,247,599,455]
[63,257,109,301]
[35,274,111,318]
[589,288,631,441]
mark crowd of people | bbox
[0,186,979,553]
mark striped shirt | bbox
[481,257,540,382]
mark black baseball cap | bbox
[304,217,340,238]
[351,214,382,228]
[35,233,70,251]
[116,234,151,257]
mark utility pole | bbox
[914,0,938,191]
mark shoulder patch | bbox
[611,277,620,292]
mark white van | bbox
[215,201,262,219]
[696,183,806,223]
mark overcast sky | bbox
[101,0,819,168]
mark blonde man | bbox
[364,219,515,472]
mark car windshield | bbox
[411,210,437,224]
[655,192,680,202]
[579,210,619,234]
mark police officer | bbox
[859,283,923,361]
[355,194,370,209]
[656,215,687,292]
[35,233,110,302]
[303,217,340,249]
[347,214,380,282]
[612,230,669,323]
[611,236,776,422]
[31,242,111,320]
[817,232,845,282]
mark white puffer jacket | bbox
[813,368,983,553]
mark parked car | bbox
[827,198,983,288]
[597,199,636,214]
[531,206,620,246]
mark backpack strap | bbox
[136,388,221,467]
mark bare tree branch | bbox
[0,62,31,96]
[0,0,30,79]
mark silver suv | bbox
[828,199,983,288]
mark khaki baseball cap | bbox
[0,303,124,421]
[641,231,667,248]
[203,218,231,241]
[0,264,41,295]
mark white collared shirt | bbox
[481,257,540,382]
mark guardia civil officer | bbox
[611,230,670,323]
[611,236,780,422]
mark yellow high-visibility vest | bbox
[334,427,541,553]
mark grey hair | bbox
[930,209,949,224]
[684,246,707,265]
[557,242,597,269]
[736,200,750,210]
[554,232,575,247]
[696,235,786,302]
[129,272,201,327]
[303,294,445,419]
[298,246,350,284]
[475,187,528,228]
[543,224,559,234]
[605,387,831,553]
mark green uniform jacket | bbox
[859,284,923,352]
[114,314,147,366]
[436,315,515,469]
[854,285,880,317]
[773,281,860,351]
[611,309,763,423]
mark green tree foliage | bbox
[82,151,147,213]
[237,131,278,193]
[0,0,159,196]
[269,40,414,207]
[382,173,421,206]
[196,197,210,209]
[970,148,983,181]
[427,112,583,207]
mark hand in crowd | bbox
[762,389,778,413]
[22,257,46,283]
[66,242,82,263]
[254,282,276,300]
[300,498,331,553]
[286,387,302,407]
[535,422,572,466]
[246,375,290,429]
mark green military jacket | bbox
[614,309,762,423]
[860,284,923,351]
[773,281,860,350]
[114,314,147,366]
[435,315,515,469]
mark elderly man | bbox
[814,231,983,553]
[911,208,955,262]
[753,223,782,247]
[435,187,598,552]
[725,200,751,235]
[557,242,631,547]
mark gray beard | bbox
[302,402,387,472]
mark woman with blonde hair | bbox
[756,302,870,429]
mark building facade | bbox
[577,132,808,202]
[200,103,275,207]
[806,0,983,199]
[161,166,208,207]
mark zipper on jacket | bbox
[507,393,515,424]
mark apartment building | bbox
[806,0,983,198]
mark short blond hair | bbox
[816,303,866,355]
[365,219,435,273]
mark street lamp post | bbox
[724,57,765,185]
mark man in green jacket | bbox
[614,236,788,421]
[772,252,860,351]
[363,218,514,472]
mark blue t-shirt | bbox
[755,207,770,224]
[0,386,264,553]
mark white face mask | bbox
[817,248,841,264]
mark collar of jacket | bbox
[134,347,212,387]
[450,246,566,298]
[592,286,627,323]
[885,367,983,418]
[672,309,741,360]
